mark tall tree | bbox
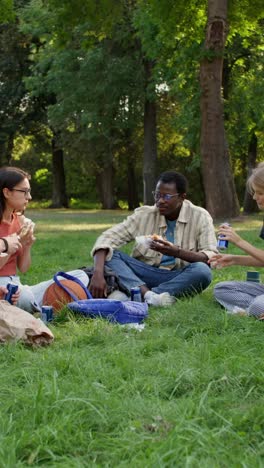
[50,131,68,208]
[6,0,264,210]
[143,58,157,204]
[200,0,240,218]
[20,0,146,207]
[0,22,30,164]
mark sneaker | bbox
[144,291,175,307]
[107,290,130,301]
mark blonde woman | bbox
[211,162,264,319]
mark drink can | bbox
[246,271,260,283]
[41,306,53,323]
[217,223,230,250]
[5,283,19,303]
[130,287,142,302]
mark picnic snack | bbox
[148,234,163,241]
[136,234,164,247]
[19,219,35,238]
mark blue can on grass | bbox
[217,223,230,250]
[41,306,53,323]
[5,283,19,303]
[131,287,142,302]
[246,271,260,283]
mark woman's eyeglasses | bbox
[11,188,31,197]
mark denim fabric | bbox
[106,250,212,298]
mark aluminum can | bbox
[246,271,260,283]
[41,306,53,323]
[217,223,230,250]
[5,283,19,303]
[130,287,142,302]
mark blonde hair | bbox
[247,162,264,195]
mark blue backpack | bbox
[53,271,148,324]
[67,299,148,324]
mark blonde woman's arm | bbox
[217,224,264,265]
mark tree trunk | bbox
[6,134,14,164]
[96,164,117,209]
[0,141,7,166]
[0,133,15,166]
[143,59,157,205]
[200,0,240,219]
[125,130,139,210]
[50,133,68,208]
[243,132,258,214]
[127,157,139,210]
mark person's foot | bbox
[144,291,175,307]
[107,290,130,301]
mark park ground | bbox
[1,210,264,467]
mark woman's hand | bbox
[209,253,236,269]
[19,226,36,248]
[218,224,243,247]
[0,286,20,305]
[5,234,22,255]
[11,288,20,305]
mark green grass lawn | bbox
[1,209,264,467]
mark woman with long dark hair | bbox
[0,166,88,312]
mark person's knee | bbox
[190,262,212,288]
[17,286,37,313]
[214,282,228,298]
[248,295,264,319]
[106,250,127,267]
[108,250,122,260]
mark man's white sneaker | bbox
[144,291,175,307]
[107,290,129,301]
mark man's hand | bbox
[0,286,20,305]
[150,239,180,257]
[89,271,108,298]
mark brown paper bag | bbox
[0,300,54,346]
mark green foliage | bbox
[0,21,30,161]
[228,0,264,27]
[224,20,264,202]
[44,0,124,44]
[33,168,52,198]
[0,0,15,22]
[132,1,206,158]
[1,0,263,209]
[19,0,147,205]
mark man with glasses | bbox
[90,171,218,306]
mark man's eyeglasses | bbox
[152,191,179,201]
[12,188,31,197]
